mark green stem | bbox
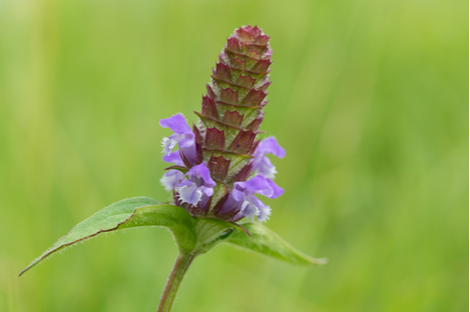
[157,252,196,312]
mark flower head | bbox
[175,163,216,211]
[159,26,285,221]
[160,170,185,192]
[218,175,283,222]
[159,114,198,166]
[163,151,184,166]
[252,137,286,178]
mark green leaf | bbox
[193,218,250,253]
[164,165,188,174]
[20,197,197,276]
[224,222,327,265]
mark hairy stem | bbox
[157,252,196,312]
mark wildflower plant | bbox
[20,26,326,312]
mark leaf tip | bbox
[18,265,30,277]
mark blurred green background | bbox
[0,0,468,311]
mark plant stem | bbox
[157,252,196,312]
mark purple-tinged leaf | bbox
[214,63,232,81]
[226,37,242,53]
[206,84,217,99]
[201,95,218,119]
[230,58,247,70]
[249,139,261,154]
[236,75,256,89]
[205,127,225,150]
[245,44,269,54]
[257,80,271,92]
[241,89,267,106]
[228,130,257,153]
[252,59,272,73]
[228,162,253,183]
[222,110,243,127]
[244,49,263,61]
[254,34,270,45]
[220,88,239,105]
[207,155,231,180]
[246,117,263,131]
[236,27,256,42]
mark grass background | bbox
[0,0,468,311]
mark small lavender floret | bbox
[176,163,216,206]
[234,175,283,199]
[252,137,286,179]
[159,114,197,165]
[163,151,184,166]
[220,175,283,222]
[160,170,185,192]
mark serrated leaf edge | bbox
[19,203,189,276]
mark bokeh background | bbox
[0,0,468,311]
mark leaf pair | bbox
[20,197,326,276]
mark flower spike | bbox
[159,26,285,222]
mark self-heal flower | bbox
[163,151,184,166]
[252,137,286,178]
[160,170,185,192]
[176,163,216,207]
[158,25,286,222]
[218,175,283,222]
[160,26,285,221]
[159,114,197,166]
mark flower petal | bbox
[240,200,259,219]
[160,170,185,192]
[159,114,192,134]
[177,181,203,205]
[256,156,277,179]
[186,163,216,187]
[256,137,286,158]
[233,175,283,199]
[265,178,284,199]
[163,151,184,166]
[257,205,271,222]
[231,188,245,202]
[161,137,178,155]
[201,186,214,197]
[252,137,285,178]
[234,175,271,196]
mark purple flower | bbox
[219,175,283,222]
[176,163,216,207]
[160,170,185,192]
[158,27,285,222]
[159,114,197,165]
[252,137,286,179]
[163,151,184,166]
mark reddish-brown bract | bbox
[195,25,272,186]
[171,26,274,219]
